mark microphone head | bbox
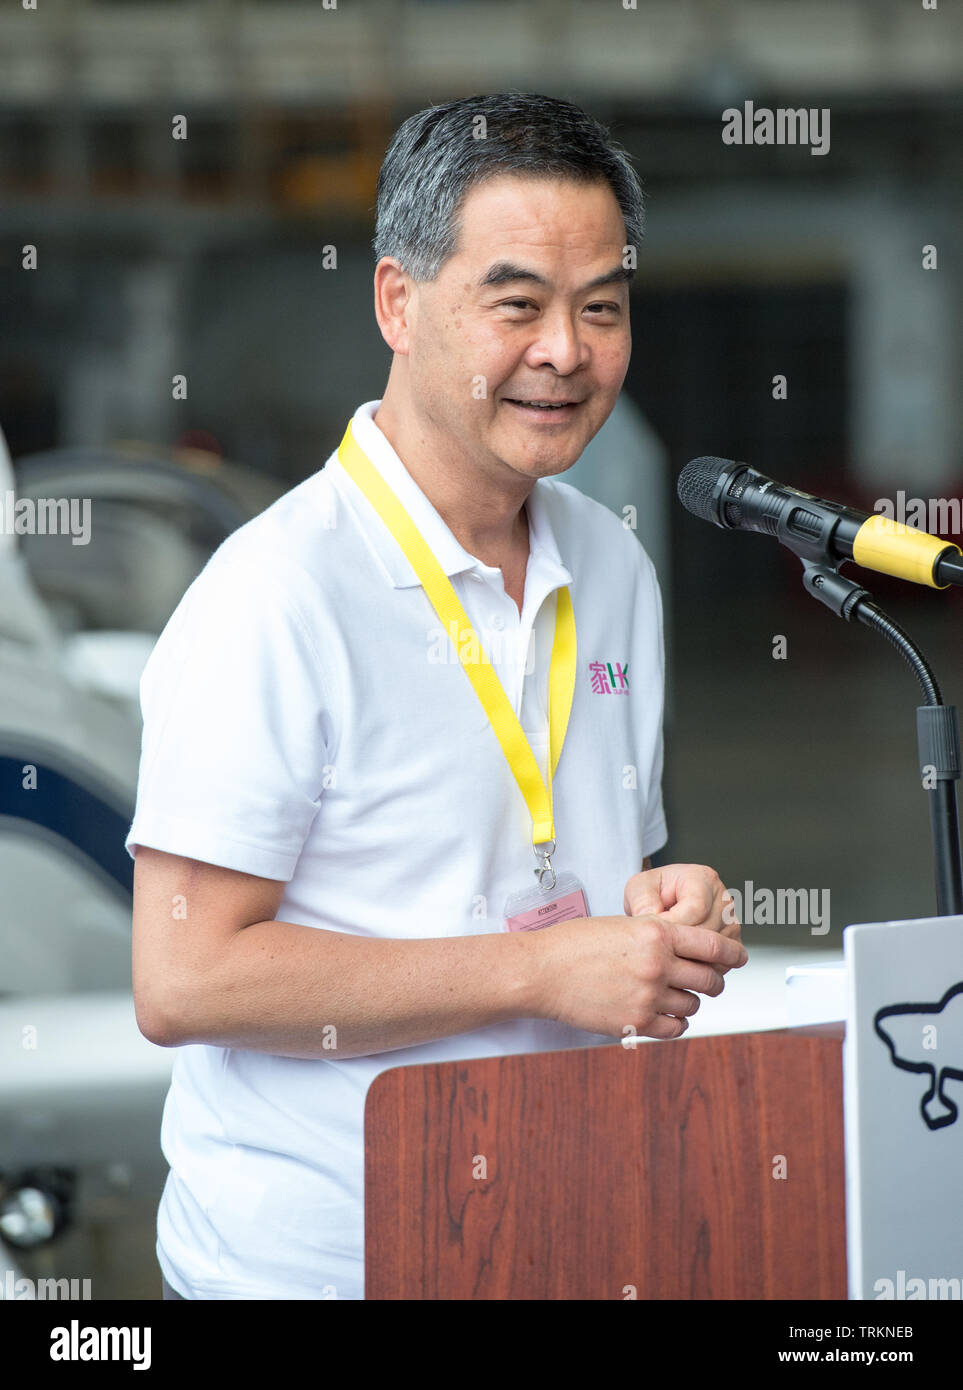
[676,456,738,524]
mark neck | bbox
[372,391,532,569]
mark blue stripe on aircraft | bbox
[0,755,133,896]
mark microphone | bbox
[678,457,963,590]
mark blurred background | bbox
[0,0,961,1299]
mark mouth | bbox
[503,398,583,422]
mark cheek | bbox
[596,335,631,388]
[434,318,489,370]
[468,314,525,359]
[459,335,522,404]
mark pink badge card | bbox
[503,870,590,932]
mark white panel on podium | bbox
[786,958,845,1026]
[844,915,963,1300]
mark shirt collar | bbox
[330,400,571,591]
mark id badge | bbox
[503,870,590,932]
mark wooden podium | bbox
[364,1023,846,1299]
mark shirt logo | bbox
[589,660,629,694]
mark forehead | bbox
[451,173,626,264]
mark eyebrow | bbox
[477,261,634,292]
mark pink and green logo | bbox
[589,661,629,694]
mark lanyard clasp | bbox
[533,839,557,891]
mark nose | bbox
[525,308,588,376]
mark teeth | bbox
[516,401,568,409]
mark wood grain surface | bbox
[365,1027,846,1300]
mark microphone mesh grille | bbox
[677,456,730,523]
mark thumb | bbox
[624,871,666,918]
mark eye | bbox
[585,302,621,316]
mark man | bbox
[127,91,746,1302]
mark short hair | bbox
[372,91,644,281]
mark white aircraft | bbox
[0,424,280,1298]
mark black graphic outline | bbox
[874,982,963,1131]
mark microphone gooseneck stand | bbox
[800,559,963,917]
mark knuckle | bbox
[637,954,664,985]
[634,917,666,950]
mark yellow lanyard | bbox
[337,419,576,855]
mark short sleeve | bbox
[637,549,668,860]
[125,555,329,881]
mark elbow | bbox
[134,985,185,1049]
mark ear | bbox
[374,258,415,355]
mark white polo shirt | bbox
[125,398,667,1300]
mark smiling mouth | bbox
[503,398,583,415]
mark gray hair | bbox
[372,91,644,281]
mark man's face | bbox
[402,173,632,484]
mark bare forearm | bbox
[163,918,545,1059]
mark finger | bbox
[657,899,715,928]
[641,1013,690,1041]
[667,921,749,970]
[666,960,726,998]
[716,895,744,949]
[654,865,721,925]
[720,890,742,929]
[659,987,702,1017]
[624,869,665,918]
[710,896,743,941]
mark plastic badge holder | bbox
[503,870,590,932]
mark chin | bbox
[516,451,581,480]
[492,425,590,480]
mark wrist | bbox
[496,924,555,1022]
[503,922,555,1023]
